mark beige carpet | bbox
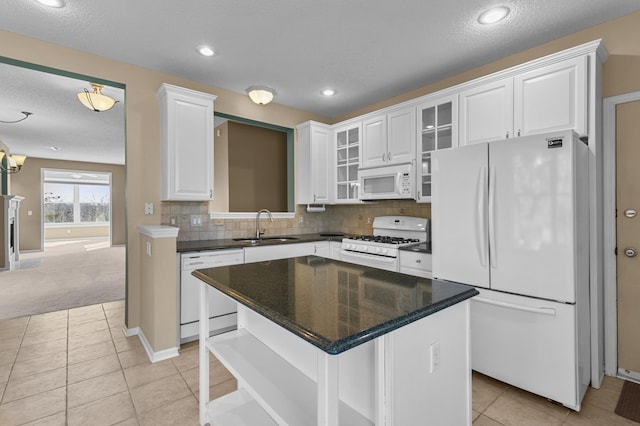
[0,238,125,320]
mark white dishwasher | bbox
[180,249,243,343]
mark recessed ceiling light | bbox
[198,46,215,57]
[49,146,61,151]
[478,6,510,24]
[321,89,336,97]
[35,0,65,8]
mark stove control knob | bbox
[346,244,354,250]
[359,245,367,252]
[381,248,389,255]
[374,247,381,254]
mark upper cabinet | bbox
[157,83,216,201]
[416,94,458,203]
[296,121,332,205]
[459,78,514,145]
[361,106,416,168]
[514,56,587,137]
[459,56,587,145]
[334,122,361,203]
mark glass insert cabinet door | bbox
[335,123,361,203]
[416,95,458,202]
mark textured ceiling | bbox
[1,0,639,164]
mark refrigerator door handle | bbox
[476,167,488,266]
[473,297,557,316]
[488,166,497,268]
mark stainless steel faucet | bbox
[255,209,273,239]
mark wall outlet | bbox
[144,202,153,215]
[191,215,202,227]
[146,241,152,257]
[299,215,304,224]
[430,341,441,373]
[170,216,176,226]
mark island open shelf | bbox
[194,256,478,425]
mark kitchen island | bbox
[193,256,478,425]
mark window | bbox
[43,170,111,226]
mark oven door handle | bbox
[340,250,397,264]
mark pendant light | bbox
[77,83,118,112]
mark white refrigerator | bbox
[431,129,590,411]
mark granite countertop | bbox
[177,232,348,252]
[193,256,477,354]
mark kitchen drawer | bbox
[399,251,432,278]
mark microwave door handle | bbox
[395,172,402,194]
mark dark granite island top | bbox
[192,256,477,354]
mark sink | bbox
[232,238,260,244]
[232,236,298,244]
[261,236,299,241]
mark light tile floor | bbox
[0,301,635,425]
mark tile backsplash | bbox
[161,200,430,241]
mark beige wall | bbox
[0,29,326,331]
[45,225,109,240]
[211,121,230,212]
[139,233,179,352]
[9,157,125,250]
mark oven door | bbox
[339,250,398,272]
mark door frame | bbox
[603,90,640,379]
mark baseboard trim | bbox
[137,329,180,364]
[618,368,640,385]
[122,326,140,338]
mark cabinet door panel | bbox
[311,127,331,203]
[514,56,587,137]
[460,79,513,145]
[361,115,387,168]
[387,107,415,164]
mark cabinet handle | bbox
[506,131,510,139]
[209,189,213,198]
[415,259,421,263]
[381,153,386,162]
[517,129,521,137]
[388,152,392,161]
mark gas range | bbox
[340,216,430,271]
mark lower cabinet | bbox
[399,251,432,278]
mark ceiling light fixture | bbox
[246,86,276,105]
[49,146,61,151]
[35,0,65,7]
[0,152,27,174]
[0,111,33,124]
[478,6,510,24]
[198,46,215,57]
[321,89,336,97]
[77,83,119,112]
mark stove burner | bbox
[352,235,420,245]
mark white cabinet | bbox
[157,83,216,201]
[361,106,416,168]
[416,95,458,202]
[460,57,587,145]
[244,241,326,263]
[399,251,432,279]
[514,56,587,137]
[459,78,514,145]
[334,123,361,203]
[296,121,332,204]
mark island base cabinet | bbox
[199,283,472,425]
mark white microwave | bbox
[359,163,416,200]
